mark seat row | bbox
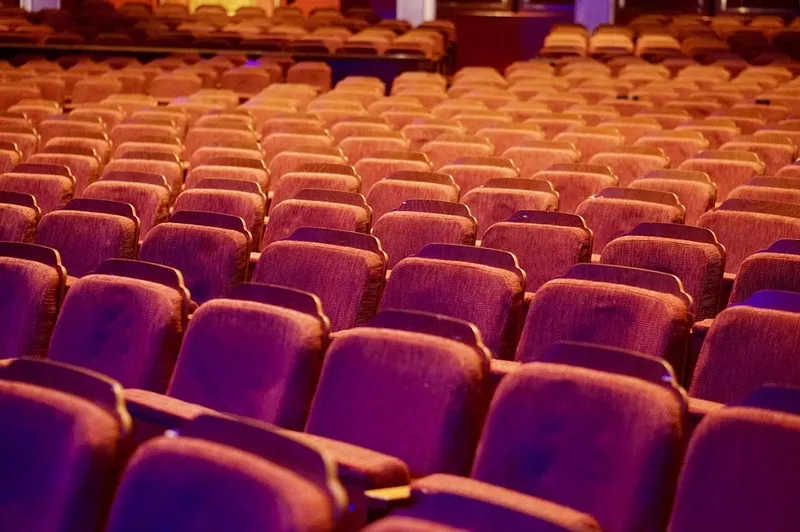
[1,285,799,532]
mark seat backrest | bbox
[372,199,477,269]
[262,189,371,247]
[306,309,490,478]
[601,223,724,320]
[668,395,800,532]
[47,259,189,392]
[517,263,693,373]
[463,178,560,238]
[532,162,619,213]
[139,211,251,305]
[81,180,169,237]
[105,414,344,532]
[380,243,525,358]
[0,358,129,532]
[34,198,140,278]
[629,169,716,225]
[690,290,800,404]
[482,211,593,292]
[729,239,800,304]
[472,361,685,532]
[167,283,329,430]
[270,170,361,212]
[0,241,66,358]
[0,189,39,243]
[575,187,685,252]
[697,199,800,274]
[253,228,387,331]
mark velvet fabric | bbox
[48,273,185,392]
[253,240,384,331]
[305,327,489,480]
[470,363,684,532]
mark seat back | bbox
[167,284,329,430]
[482,211,593,292]
[47,259,189,392]
[472,361,685,532]
[697,199,800,274]
[0,242,66,358]
[253,228,387,331]
[576,187,686,252]
[668,391,800,532]
[380,243,525,358]
[690,290,800,404]
[0,358,129,532]
[463,178,560,238]
[517,263,693,373]
[35,198,139,279]
[372,199,477,269]
[139,211,251,305]
[306,309,490,477]
[601,223,725,320]
[106,414,344,532]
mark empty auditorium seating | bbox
[697,199,800,274]
[372,199,477,269]
[463,178,559,238]
[601,223,725,320]
[668,387,800,532]
[411,344,686,532]
[294,309,491,493]
[0,358,131,532]
[380,244,525,358]
[517,263,693,374]
[125,284,329,435]
[47,259,189,392]
[0,242,65,358]
[139,211,251,305]
[690,290,800,404]
[106,414,346,532]
[575,187,686,253]
[252,228,386,331]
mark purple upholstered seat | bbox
[517,263,693,375]
[372,200,477,269]
[412,354,685,532]
[125,284,329,435]
[363,490,601,532]
[139,211,251,304]
[34,198,139,279]
[294,309,491,495]
[690,290,800,404]
[0,358,130,532]
[0,190,39,242]
[106,414,346,532]
[668,388,800,532]
[0,242,65,358]
[252,228,387,331]
[482,211,593,292]
[729,239,800,304]
[380,243,525,358]
[601,223,725,320]
[47,259,189,392]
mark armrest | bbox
[687,397,724,435]
[124,389,214,444]
[685,318,713,389]
[287,432,410,490]
[489,359,521,396]
[283,431,410,529]
[403,474,602,531]
[721,272,735,308]
[365,485,413,519]
[249,251,260,272]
